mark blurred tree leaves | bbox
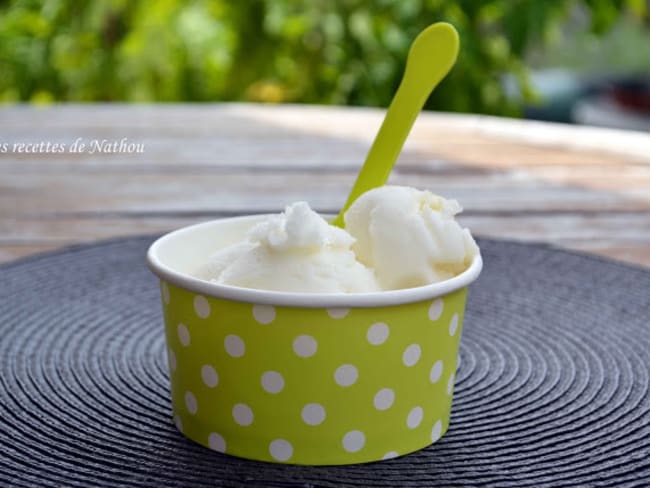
[0,0,645,114]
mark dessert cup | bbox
[147,215,482,465]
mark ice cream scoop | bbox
[332,22,460,227]
[345,186,478,290]
[196,201,379,293]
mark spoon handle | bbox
[332,23,459,227]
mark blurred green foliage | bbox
[0,0,646,115]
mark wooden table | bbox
[2,103,649,267]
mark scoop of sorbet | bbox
[344,186,478,290]
[199,201,379,293]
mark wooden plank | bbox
[4,213,649,247]
[1,213,648,267]
[2,104,649,167]
[561,241,650,266]
[5,207,649,261]
[232,103,650,163]
[0,244,65,263]
[3,144,650,176]
[2,168,648,216]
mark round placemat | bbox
[1,237,648,487]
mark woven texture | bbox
[1,237,649,487]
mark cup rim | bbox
[146,215,483,308]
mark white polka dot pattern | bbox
[161,284,468,464]
[428,298,443,321]
[326,308,349,319]
[201,365,218,388]
[374,388,395,410]
[292,335,317,358]
[177,324,190,347]
[232,404,254,426]
[447,373,455,396]
[224,335,245,357]
[167,348,176,372]
[449,313,459,336]
[402,344,421,367]
[269,439,293,461]
[430,360,443,383]
[431,420,443,442]
[367,322,390,345]
[334,364,358,387]
[253,305,275,324]
[301,403,326,426]
[208,432,226,453]
[342,430,365,452]
[185,391,197,414]
[407,406,423,429]
[193,295,210,318]
[261,371,284,393]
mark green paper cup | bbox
[147,216,482,465]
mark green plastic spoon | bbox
[332,22,459,227]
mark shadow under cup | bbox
[147,216,482,465]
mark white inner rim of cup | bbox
[147,215,483,308]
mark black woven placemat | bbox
[1,237,649,487]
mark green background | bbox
[0,0,647,116]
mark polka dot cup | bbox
[147,216,482,465]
